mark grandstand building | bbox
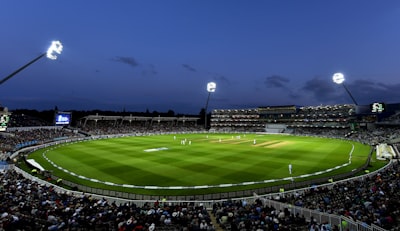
[210,104,356,132]
[210,103,400,135]
[209,108,263,132]
[79,113,201,135]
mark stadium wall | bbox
[265,123,287,133]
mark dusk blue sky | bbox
[1,1,400,114]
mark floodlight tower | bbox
[0,41,63,86]
[332,72,358,105]
[204,82,216,130]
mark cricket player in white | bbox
[289,164,292,175]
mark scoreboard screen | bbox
[370,102,385,113]
[55,112,71,125]
[0,114,10,132]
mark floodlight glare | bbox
[46,40,63,60]
[332,72,345,84]
[332,72,358,105]
[0,40,63,86]
[207,82,216,93]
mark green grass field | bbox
[28,133,372,195]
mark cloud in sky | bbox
[182,64,197,72]
[264,75,290,88]
[141,64,158,77]
[113,56,139,68]
[302,76,339,102]
[288,91,302,100]
[212,73,230,85]
[260,75,301,102]
[259,76,400,106]
[348,80,400,104]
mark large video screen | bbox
[55,112,71,125]
[0,114,10,132]
[370,102,385,113]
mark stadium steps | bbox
[209,213,224,231]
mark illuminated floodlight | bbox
[0,40,63,86]
[332,72,345,84]
[46,40,63,60]
[204,82,217,129]
[332,72,358,105]
[207,82,216,93]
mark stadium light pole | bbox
[204,82,216,130]
[332,72,358,105]
[0,40,63,86]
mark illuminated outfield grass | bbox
[28,133,371,195]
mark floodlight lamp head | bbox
[332,72,345,84]
[46,40,63,60]
[207,82,216,93]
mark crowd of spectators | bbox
[2,161,400,230]
[212,199,314,231]
[0,128,81,158]
[206,161,400,230]
[10,166,395,231]
[291,127,348,139]
[348,127,400,146]
[0,169,217,231]
[80,120,201,136]
[205,157,400,231]
[6,114,50,128]
[273,160,400,230]
[292,126,400,146]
